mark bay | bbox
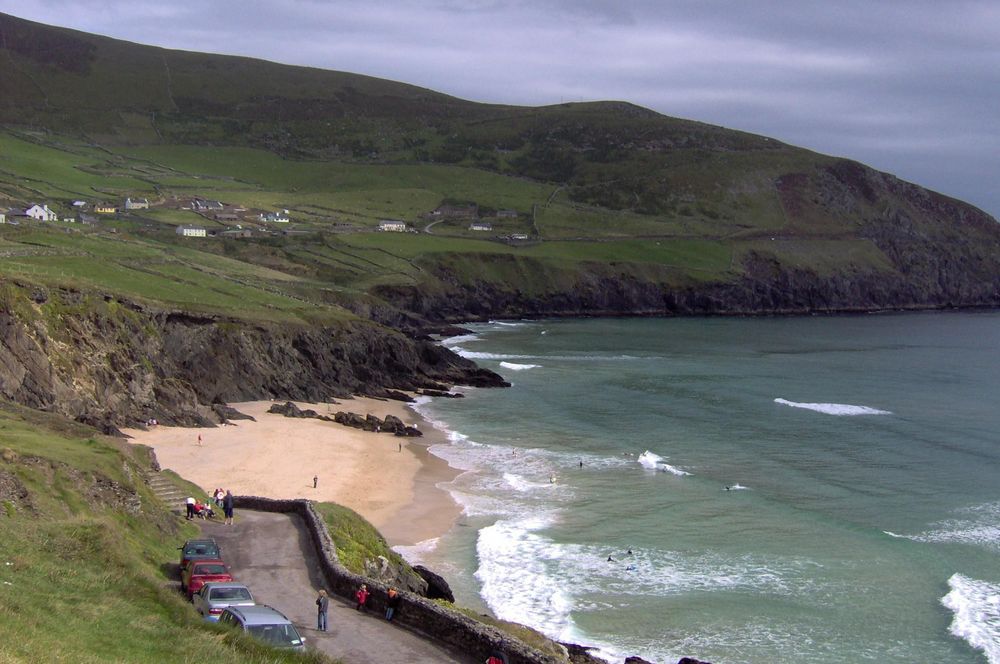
[400,312,1000,663]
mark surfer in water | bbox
[549,473,556,483]
[607,555,615,562]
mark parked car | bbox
[182,559,233,598]
[192,582,255,621]
[218,605,306,650]
[179,538,221,570]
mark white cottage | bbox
[24,204,58,222]
[176,225,207,237]
[378,220,407,232]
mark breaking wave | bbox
[500,361,540,371]
[942,573,1000,663]
[774,398,891,416]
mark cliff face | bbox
[0,287,504,429]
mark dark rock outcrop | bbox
[0,287,507,428]
[212,403,255,422]
[414,564,455,602]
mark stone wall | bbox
[234,495,565,664]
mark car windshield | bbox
[247,624,302,647]
[211,587,252,601]
[184,543,219,557]
[194,564,227,575]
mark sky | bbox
[3,1,999,218]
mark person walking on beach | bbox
[197,434,202,446]
[385,587,400,621]
[316,589,329,631]
[223,490,234,525]
[355,584,369,611]
[313,475,318,489]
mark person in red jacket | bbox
[355,583,369,611]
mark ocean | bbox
[397,312,1000,663]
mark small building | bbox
[76,213,98,225]
[176,225,207,237]
[213,212,240,222]
[431,204,478,219]
[0,212,5,224]
[218,228,253,238]
[193,199,224,212]
[496,209,518,218]
[469,221,493,232]
[24,204,58,221]
[510,233,530,241]
[258,210,290,223]
[94,204,118,215]
[378,220,408,232]
[124,197,149,210]
[72,200,88,208]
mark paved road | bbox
[201,510,473,664]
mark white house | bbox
[259,210,290,223]
[124,197,149,210]
[24,204,58,222]
[469,221,493,231]
[176,225,207,237]
[0,212,5,224]
[378,220,408,232]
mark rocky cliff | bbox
[0,284,505,430]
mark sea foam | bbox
[942,573,1000,663]
[637,450,690,476]
[499,361,540,371]
[774,398,891,416]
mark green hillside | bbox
[0,402,332,663]
[0,9,998,327]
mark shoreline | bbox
[123,397,461,547]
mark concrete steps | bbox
[145,472,187,514]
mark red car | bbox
[182,559,233,599]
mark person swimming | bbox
[607,555,615,562]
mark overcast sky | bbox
[3,1,999,217]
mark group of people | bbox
[185,489,234,524]
[314,583,402,632]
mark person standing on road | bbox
[355,584,369,611]
[385,587,400,621]
[316,589,329,631]
[223,490,235,525]
[185,496,196,520]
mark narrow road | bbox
[201,510,473,664]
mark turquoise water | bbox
[400,313,1000,663]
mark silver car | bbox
[192,582,255,621]
[218,605,306,650]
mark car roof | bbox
[223,605,292,625]
[200,582,250,591]
[183,538,218,546]
[189,559,227,569]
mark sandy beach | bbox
[123,398,460,546]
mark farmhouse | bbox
[496,209,518,218]
[469,221,493,231]
[124,197,149,210]
[259,210,290,223]
[94,204,118,215]
[25,204,58,221]
[193,199,224,211]
[378,220,408,232]
[0,212,5,224]
[176,225,207,237]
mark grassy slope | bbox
[0,403,332,664]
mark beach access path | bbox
[202,510,475,664]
